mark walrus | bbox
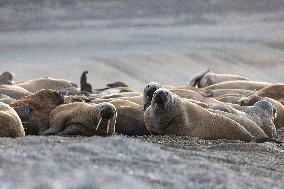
[10,89,64,135]
[64,95,91,104]
[16,77,78,93]
[144,88,272,142]
[0,71,15,85]
[106,81,128,88]
[80,71,93,94]
[0,94,16,104]
[0,102,25,137]
[211,100,277,139]
[189,70,250,88]
[200,89,254,98]
[239,84,284,106]
[108,99,148,136]
[0,85,32,99]
[143,82,229,111]
[41,102,116,137]
[203,81,271,91]
[189,70,249,88]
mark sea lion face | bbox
[94,103,117,136]
[254,100,277,120]
[143,82,161,110]
[11,89,64,135]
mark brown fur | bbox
[201,89,254,98]
[203,81,271,91]
[16,77,77,93]
[10,89,64,135]
[109,99,149,136]
[0,102,25,137]
[0,85,32,99]
[240,84,284,106]
[144,89,265,142]
[189,71,249,88]
[41,102,116,136]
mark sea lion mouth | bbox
[95,117,112,134]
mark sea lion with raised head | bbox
[0,71,15,85]
[10,89,64,135]
[189,70,249,88]
[0,102,25,137]
[80,71,93,94]
[41,102,116,137]
[144,88,271,142]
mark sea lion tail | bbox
[188,70,210,87]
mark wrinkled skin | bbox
[10,89,64,135]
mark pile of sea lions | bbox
[0,70,283,143]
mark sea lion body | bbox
[109,99,148,136]
[41,102,116,136]
[189,71,249,88]
[16,77,77,93]
[0,102,25,137]
[10,89,64,135]
[203,81,271,91]
[144,89,262,142]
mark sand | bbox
[0,0,284,188]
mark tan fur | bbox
[214,94,245,104]
[208,109,268,138]
[144,90,258,142]
[0,85,32,99]
[240,84,284,106]
[10,89,64,135]
[203,81,271,91]
[109,99,148,136]
[42,102,116,136]
[202,89,254,97]
[0,102,25,137]
[16,77,77,93]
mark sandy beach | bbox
[0,0,284,188]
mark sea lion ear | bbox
[200,90,213,97]
[188,70,210,87]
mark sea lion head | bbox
[150,88,177,130]
[143,82,161,111]
[254,100,277,120]
[11,89,64,135]
[0,71,15,85]
[94,102,117,136]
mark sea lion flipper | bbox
[56,124,84,136]
[188,70,210,87]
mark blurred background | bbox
[0,0,283,90]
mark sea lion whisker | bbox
[96,117,102,130]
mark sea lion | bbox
[0,102,25,137]
[109,99,148,136]
[80,71,93,94]
[208,109,268,139]
[144,88,270,142]
[200,89,254,98]
[189,70,249,88]
[203,81,271,91]
[0,71,15,85]
[16,77,78,93]
[10,89,64,135]
[0,85,32,99]
[143,82,226,111]
[211,100,277,139]
[239,84,284,106]
[41,102,116,137]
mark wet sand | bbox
[0,0,284,188]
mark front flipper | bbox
[56,124,84,136]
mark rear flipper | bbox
[56,124,84,136]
